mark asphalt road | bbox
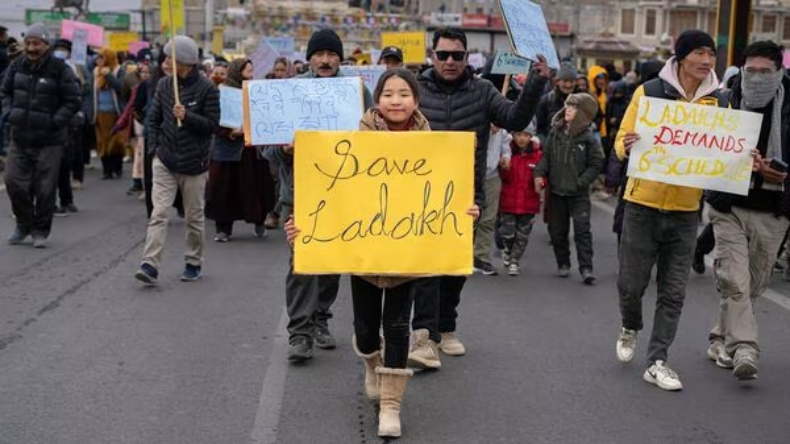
[1,167,789,444]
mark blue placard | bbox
[245,77,364,145]
[339,66,387,95]
[491,50,532,75]
[263,37,296,57]
[497,0,560,69]
[219,85,244,129]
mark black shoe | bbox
[312,325,337,349]
[287,337,314,363]
[64,203,79,213]
[473,259,498,276]
[54,206,69,217]
[692,251,706,274]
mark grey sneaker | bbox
[706,340,733,369]
[732,349,758,380]
[507,262,520,276]
[616,327,638,363]
[312,325,337,349]
[8,228,30,245]
[581,269,596,285]
[32,234,48,249]
[287,337,314,363]
[557,265,571,278]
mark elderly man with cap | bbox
[134,35,220,284]
[265,28,373,363]
[2,23,81,248]
[613,29,728,391]
[535,61,578,142]
[378,46,404,70]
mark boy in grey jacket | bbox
[534,93,604,284]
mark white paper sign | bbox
[219,85,243,129]
[498,0,560,69]
[627,97,762,195]
[70,29,89,66]
[491,50,532,74]
[339,66,386,94]
[468,53,486,69]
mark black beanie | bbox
[674,30,715,61]
[306,29,344,61]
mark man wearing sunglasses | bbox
[407,28,551,370]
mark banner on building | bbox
[293,131,475,275]
[627,97,763,196]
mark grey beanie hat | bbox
[25,22,51,43]
[557,62,577,81]
[164,35,200,65]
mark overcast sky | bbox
[1,0,143,37]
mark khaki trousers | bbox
[473,176,501,264]
[141,157,207,269]
[709,206,789,357]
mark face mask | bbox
[741,68,784,108]
[53,50,69,60]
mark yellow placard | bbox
[293,131,475,275]
[355,53,372,65]
[107,32,139,52]
[211,26,224,55]
[160,0,185,33]
[380,32,426,64]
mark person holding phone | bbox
[704,41,790,382]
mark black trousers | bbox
[5,143,63,236]
[352,277,414,369]
[547,194,594,271]
[71,124,85,182]
[57,147,74,207]
[411,275,465,343]
[695,222,715,257]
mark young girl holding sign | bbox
[286,69,479,439]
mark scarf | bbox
[741,69,785,191]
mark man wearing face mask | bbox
[704,41,790,382]
[264,29,373,363]
[535,62,577,143]
[2,23,81,248]
[406,27,550,370]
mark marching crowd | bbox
[2,20,790,439]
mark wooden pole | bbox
[167,0,182,127]
[501,74,511,97]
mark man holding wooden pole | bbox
[135,36,220,284]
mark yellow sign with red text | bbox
[293,131,475,275]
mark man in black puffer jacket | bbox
[3,23,81,248]
[407,28,550,370]
[135,36,220,285]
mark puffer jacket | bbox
[534,111,604,197]
[418,67,548,209]
[147,66,220,175]
[615,57,725,212]
[535,87,569,142]
[356,107,432,289]
[499,141,542,214]
[1,52,81,147]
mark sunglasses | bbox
[435,51,466,62]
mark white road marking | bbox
[250,309,290,444]
[591,198,790,312]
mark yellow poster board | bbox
[380,32,426,64]
[211,26,224,55]
[107,32,139,53]
[293,131,475,275]
[160,0,185,33]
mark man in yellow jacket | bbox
[612,30,728,392]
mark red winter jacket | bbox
[499,142,542,215]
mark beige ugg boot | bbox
[353,335,384,400]
[376,367,413,438]
[407,328,441,369]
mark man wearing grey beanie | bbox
[135,35,220,285]
[3,22,81,248]
[535,61,578,142]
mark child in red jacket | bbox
[499,124,542,276]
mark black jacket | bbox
[417,68,547,208]
[707,73,790,217]
[1,53,81,147]
[147,67,220,175]
[535,87,568,142]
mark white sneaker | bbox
[507,263,520,276]
[643,360,683,391]
[616,328,637,363]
